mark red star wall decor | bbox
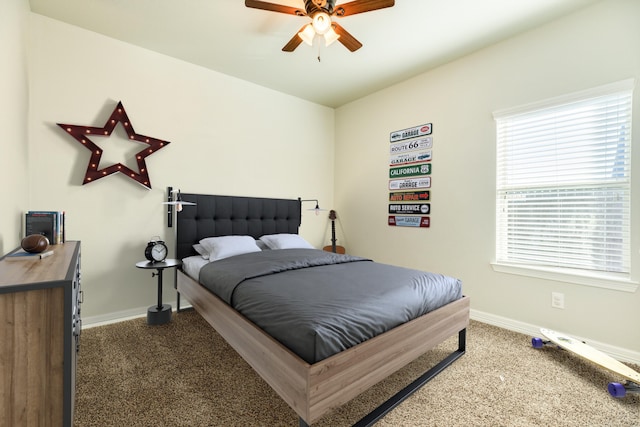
[57,101,170,189]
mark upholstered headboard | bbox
[175,194,302,260]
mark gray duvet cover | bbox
[199,248,462,364]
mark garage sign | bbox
[390,150,432,166]
[388,216,430,228]
[390,123,432,143]
[389,177,431,190]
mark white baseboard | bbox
[471,309,640,365]
[82,307,147,328]
[81,299,192,329]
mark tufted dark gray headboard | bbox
[175,194,302,260]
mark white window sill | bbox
[490,262,638,293]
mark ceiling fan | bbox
[245,0,395,52]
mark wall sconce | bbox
[299,198,325,216]
[163,186,196,227]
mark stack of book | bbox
[25,211,65,245]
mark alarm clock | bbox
[145,239,168,263]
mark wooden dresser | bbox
[0,241,81,427]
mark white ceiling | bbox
[29,0,599,108]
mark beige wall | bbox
[25,14,335,322]
[0,0,30,255]
[335,0,640,360]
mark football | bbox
[21,234,50,253]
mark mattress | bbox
[182,255,208,280]
[185,249,462,364]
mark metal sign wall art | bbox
[387,123,432,228]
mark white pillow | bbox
[193,243,209,259]
[199,235,261,261]
[259,233,315,250]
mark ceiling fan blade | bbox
[282,26,307,52]
[245,0,305,16]
[334,0,394,17]
[331,22,362,52]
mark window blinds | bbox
[495,80,633,274]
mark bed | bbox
[174,193,470,426]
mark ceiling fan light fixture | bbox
[246,0,395,54]
[298,24,316,46]
[324,26,340,46]
[312,11,332,35]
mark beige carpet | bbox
[74,310,639,426]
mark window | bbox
[494,80,634,283]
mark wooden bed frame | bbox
[174,193,469,426]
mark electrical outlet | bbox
[551,292,565,309]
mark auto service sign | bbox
[388,203,430,214]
